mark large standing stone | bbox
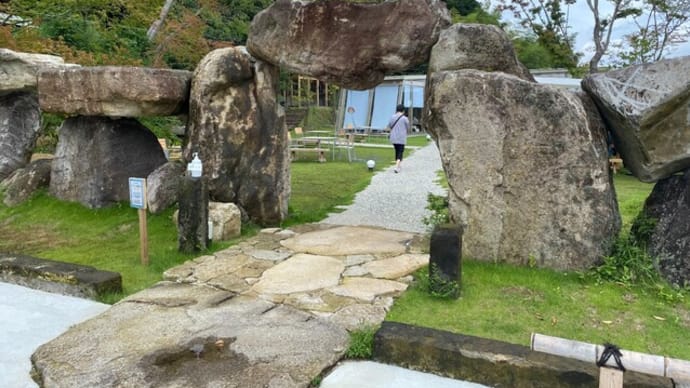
[1,158,51,206]
[581,56,690,182]
[0,92,41,180]
[428,23,534,81]
[0,48,73,94]
[247,0,451,90]
[633,170,690,287]
[186,47,289,226]
[50,117,167,208]
[31,284,349,388]
[424,70,620,270]
[38,66,192,117]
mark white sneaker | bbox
[394,167,399,173]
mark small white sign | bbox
[128,177,147,209]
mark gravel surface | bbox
[322,142,446,233]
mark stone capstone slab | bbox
[362,253,428,280]
[0,253,122,299]
[280,225,414,256]
[31,285,349,388]
[0,92,41,180]
[428,23,534,81]
[185,47,289,226]
[0,48,74,94]
[1,157,51,207]
[633,169,690,287]
[38,66,192,117]
[49,116,167,208]
[373,321,672,388]
[424,70,620,270]
[251,253,345,295]
[581,56,690,182]
[328,277,408,303]
[247,0,450,90]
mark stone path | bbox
[32,224,430,387]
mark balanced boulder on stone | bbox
[50,116,167,208]
[424,70,620,270]
[582,56,690,182]
[0,48,74,94]
[248,0,450,89]
[38,66,192,117]
[185,47,289,226]
[428,23,534,81]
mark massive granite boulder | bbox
[428,23,534,81]
[50,117,167,208]
[424,70,620,270]
[632,170,690,287]
[31,283,349,387]
[1,158,51,206]
[186,47,289,226]
[582,56,690,182]
[0,48,73,95]
[38,66,192,117]
[248,0,450,90]
[0,92,41,180]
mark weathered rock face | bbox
[146,160,185,214]
[428,23,534,81]
[1,159,51,206]
[247,0,451,90]
[0,48,73,94]
[186,47,289,226]
[50,117,167,208]
[0,92,41,180]
[38,66,192,117]
[31,285,349,388]
[424,70,620,270]
[633,170,690,287]
[582,56,690,182]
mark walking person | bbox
[389,104,409,173]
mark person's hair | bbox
[396,104,405,112]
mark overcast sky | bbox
[491,0,690,64]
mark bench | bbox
[289,137,327,162]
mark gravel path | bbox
[322,142,446,233]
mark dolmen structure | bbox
[2,0,690,386]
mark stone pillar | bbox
[177,176,209,253]
[429,224,463,299]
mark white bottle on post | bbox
[188,152,202,178]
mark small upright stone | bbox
[429,224,462,299]
[177,175,209,253]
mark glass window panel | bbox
[370,84,399,129]
[344,90,370,129]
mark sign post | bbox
[129,177,149,266]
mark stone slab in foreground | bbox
[374,321,672,388]
[31,283,349,387]
[0,253,122,299]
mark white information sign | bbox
[128,177,147,209]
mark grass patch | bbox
[0,190,242,300]
[345,326,377,359]
[390,174,690,360]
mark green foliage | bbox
[426,264,460,299]
[138,117,184,145]
[345,326,377,359]
[422,193,449,230]
[513,34,559,69]
[33,113,65,154]
[589,237,658,287]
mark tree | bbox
[617,0,690,64]
[586,0,641,73]
[496,0,580,70]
